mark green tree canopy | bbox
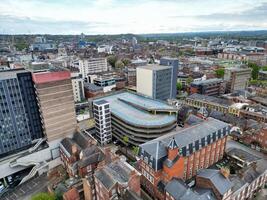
[121,58,131,66]
[248,62,260,80]
[176,82,183,91]
[31,193,55,200]
[215,68,225,78]
[115,60,124,68]
[186,77,193,85]
[107,55,118,68]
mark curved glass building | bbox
[95,92,177,146]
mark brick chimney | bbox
[220,167,230,179]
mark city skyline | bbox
[1,0,267,34]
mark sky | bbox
[0,0,267,35]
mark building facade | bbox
[224,68,251,93]
[0,69,43,156]
[93,100,112,145]
[71,77,85,102]
[94,92,177,146]
[136,65,173,100]
[32,70,77,141]
[160,57,179,98]
[190,78,225,96]
[138,118,230,200]
[79,58,108,79]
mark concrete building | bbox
[93,100,112,145]
[138,117,230,200]
[93,76,116,93]
[124,67,136,86]
[0,69,43,157]
[190,78,225,96]
[32,70,77,141]
[160,57,179,98]
[78,58,108,79]
[71,77,85,103]
[136,65,174,100]
[224,68,251,93]
[94,92,177,146]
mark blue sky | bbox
[0,0,267,34]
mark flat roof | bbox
[0,68,29,80]
[137,64,172,71]
[187,93,231,107]
[95,92,176,127]
[191,78,223,86]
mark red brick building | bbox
[93,160,141,200]
[59,132,105,177]
[138,117,230,200]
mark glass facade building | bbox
[0,69,43,157]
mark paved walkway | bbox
[1,174,48,200]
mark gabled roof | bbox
[197,169,232,196]
[168,137,179,149]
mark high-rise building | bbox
[78,58,108,79]
[71,77,85,103]
[32,70,77,141]
[160,57,179,98]
[224,67,251,93]
[93,100,112,145]
[0,69,43,156]
[136,65,174,100]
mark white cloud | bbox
[0,0,267,34]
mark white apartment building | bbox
[93,100,112,145]
[71,77,85,102]
[78,58,108,79]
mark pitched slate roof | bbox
[165,178,216,200]
[197,169,232,196]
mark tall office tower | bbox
[78,57,108,79]
[136,65,173,100]
[93,100,112,145]
[224,67,251,93]
[0,69,43,156]
[160,57,179,98]
[32,70,77,141]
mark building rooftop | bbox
[187,93,231,107]
[165,178,216,200]
[197,169,232,196]
[137,64,172,71]
[95,91,176,127]
[140,117,230,170]
[94,160,133,190]
[191,78,223,86]
[0,68,29,80]
[84,83,103,92]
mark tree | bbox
[248,62,260,80]
[107,55,117,68]
[121,58,131,66]
[176,82,183,93]
[132,146,139,156]
[31,193,55,200]
[115,60,124,68]
[122,136,129,157]
[215,68,225,78]
[186,77,193,85]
